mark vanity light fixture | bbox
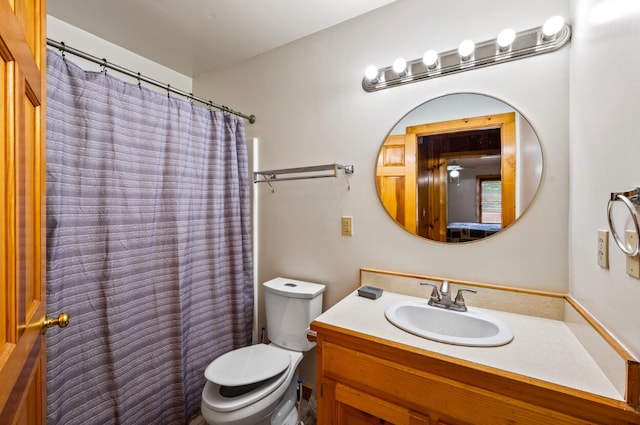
[362,16,571,92]
[422,49,439,70]
[364,65,379,83]
[541,16,565,41]
[458,39,475,61]
[497,28,516,52]
[392,57,408,76]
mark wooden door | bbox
[408,112,517,239]
[376,134,417,234]
[417,137,447,241]
[0,0,48,424]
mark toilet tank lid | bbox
[263,277,325,299]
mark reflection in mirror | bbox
[376,93,542,243]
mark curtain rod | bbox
[46,38,256,124]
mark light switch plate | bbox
[341,216,353,236]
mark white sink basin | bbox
[385,300,513,347]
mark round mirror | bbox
[376,93,543,243]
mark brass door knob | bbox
[42,312,70,333]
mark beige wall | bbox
[194,0,571,333]
[569,0,640,358]
[47,16,192,94]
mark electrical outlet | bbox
[341,216,353,236]
[597,230,609,269]
[626,230,640,278]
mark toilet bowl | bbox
[201,278,325,425]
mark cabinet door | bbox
[338,403,394,425]
[323,379,430,425]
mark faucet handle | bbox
[420,282,441,301]
[440,280,450,295]
[454,288,477,307]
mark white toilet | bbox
[201,277,325,425]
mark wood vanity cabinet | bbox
[311,322,640,425]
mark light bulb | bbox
[542,16,565,39]
[449,169,460,178]
[392,57,407,74]
[458,40,475,60]
[422,50,438,68]
[497,28,516,49]
[365,65,379,81]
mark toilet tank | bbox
[264,277,325,352]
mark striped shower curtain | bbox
[45,50,253,424]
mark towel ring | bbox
[607,190,640,257]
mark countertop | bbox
[313,289,623,401]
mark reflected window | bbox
[478,177,502,224]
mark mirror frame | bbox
[375,92,543,243]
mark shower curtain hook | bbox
[137,72,142,88]
[100,58,107,74]
[189,93,194,104]
[167,84,171,98]
[60,41,66,58]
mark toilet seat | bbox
[203,367,290,413]
[202,344,301,413]
[205,344,291,387]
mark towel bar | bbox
[253,163,354,193]
[607,188,640,256]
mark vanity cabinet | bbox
[311,322,640,425]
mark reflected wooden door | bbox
[376,134,417,234]
[0,0,48,424]
[417,136,447,242]
[408,112,517,240]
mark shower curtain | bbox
[45,50,253,425]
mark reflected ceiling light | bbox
[458,39,475,60]
[497,28,516,51]
[364,65,379,82]
[392,57,407,75]
[542,16,565,41]
[449,169,460,178]
[422,49,439,69]
[362,18,571,92]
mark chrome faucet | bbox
[420,280,477,312]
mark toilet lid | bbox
[204,344,291,387]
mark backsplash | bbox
[360,268,565,320]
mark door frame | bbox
[407,112,517,241]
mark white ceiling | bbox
[47,0,399,77]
